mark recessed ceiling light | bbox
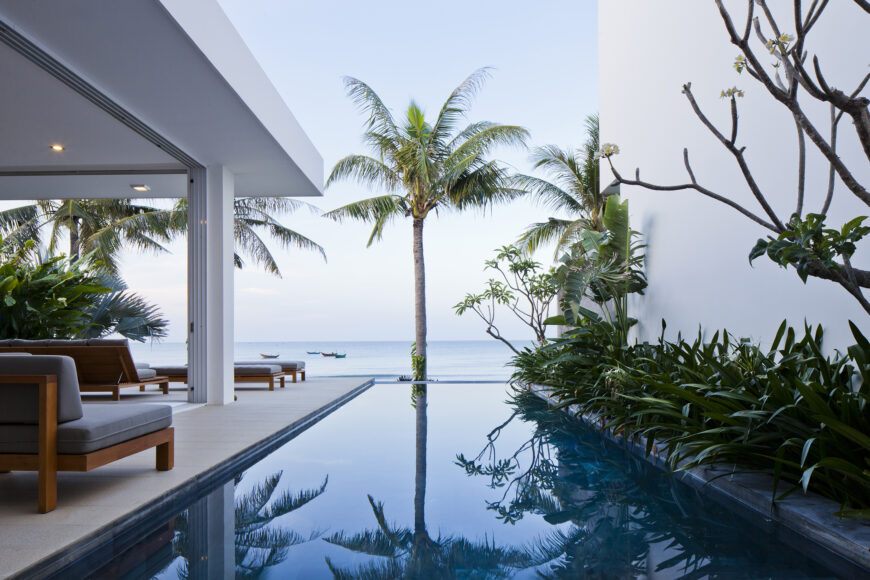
[130,184,150,192]
[49,144,64,152]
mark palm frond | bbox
[444,125,528,176]
[511,174,585,215]
[234,221,281,276]
[517,218,573,255]
[324,195,405,247]
[343,76,399,140]
[326,155,401,191]
[429,67,492,151]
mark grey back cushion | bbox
[0,355,84,424]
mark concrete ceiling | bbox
[0,0,323,199]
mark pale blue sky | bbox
[104,0,597,342]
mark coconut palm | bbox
[325,70,526,547]
[166,196,326,277]
[0,196,325,278]
[0,199,174,274]
[324,68,527,381]
[515,114,605,256]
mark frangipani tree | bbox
[603,0,870,315]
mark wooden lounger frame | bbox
[161,369,287,391]
[0,375,174,513]
[0,345,169,401]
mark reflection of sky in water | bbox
[125,383,848,578]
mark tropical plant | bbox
[454,245,559,354]
[603,1,870,314]
[515,114,605,256]
[79,271,168,341]
[511,319,870,517]
[549,196,647,345]
[324,68,528,382]
[0,196,325,278]
[0,241,109,339]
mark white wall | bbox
[600,0,870,350]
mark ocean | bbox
[129,339,529,381]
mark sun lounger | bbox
[0,355,174,513]
[0,339,169,401]
[235,360,306,382]
[151,364,286,391]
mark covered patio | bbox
[0,0,322,405]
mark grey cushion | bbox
[0,355,84,424]
[0,352,32,356]
[236,360,305,371]
[134,362,151,370]
[136,368,158,380]
[0,403,171,454]
[152,365,188,376]
[235,365,281,376]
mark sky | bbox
[15,0,599,343]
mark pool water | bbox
[61,384,855,579]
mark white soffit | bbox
[0,0,323,198]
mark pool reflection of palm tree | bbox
[171,470,327,579]
[323,387,564,579]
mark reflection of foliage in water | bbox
[168,470,327,579]
[323,494,564,579]
[457,390,832,579]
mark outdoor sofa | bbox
[151,364,288,391]
[0,354,173,513]
[234,360,306,383]
[0,339,169,401]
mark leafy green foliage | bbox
[512,319,870,516]
[454,245,559,350]
[0,243,109,339]
[750,213,870,282]
[79,272,168,342]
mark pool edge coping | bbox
[11,378,375,580]
[528,383,870,572]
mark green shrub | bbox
[512,320,870,517]
[0,243,109,339]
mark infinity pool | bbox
[55,384,855,578]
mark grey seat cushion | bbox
[134,362,151,370]
[136,368,158,380]
[235,365,281,376]
[0,403,172,454]
[152,366,188,376]
[235,360,304,371]
[0,355,83,424]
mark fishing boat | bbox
[334,353,347,358]
[260,353,279,359]
[321,352,337,357]
[306,351,320,355]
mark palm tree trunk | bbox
[69,216,80,261]
[411,217,428,538]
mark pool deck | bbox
[0,376,374,579]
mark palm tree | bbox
[167,196,326,277]
[515,114,605,256]
[0,199,174,274]
[0,196,325,278]
[324,69,527,545]
[324,69,527,380]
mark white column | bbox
[188,165,235,405]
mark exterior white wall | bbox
[599,0,870,350]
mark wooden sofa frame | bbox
[0,375,174,513]
[0,344,169,401]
